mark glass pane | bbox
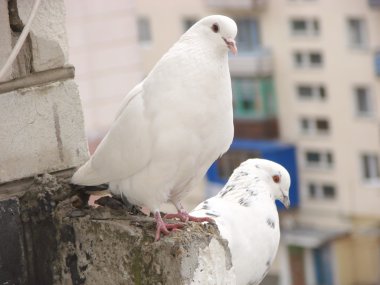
[300,118,309,131]
[236,19,259,52]
[298,85,313,98]
[355,87,370,114]
[348,19,365,46]
[292,20,307,32]
[310,52,322,65]
[316,119,329,131]
[319,86,326,99]
[362,155,371,179]
[137,17,151,43]
[294,52,303,66]
[313,19,319,34]
[260,78,276,117]
[308,183,316,198]
[306,152,320,163]
[322,185,336,198]
[326,152,333,164]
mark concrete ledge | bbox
[0,66,75,94]
[0,174,235,285]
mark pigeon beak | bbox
[223,38,237,55]
[282,196,290,209]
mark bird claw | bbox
[164,211,214,224]
[154,222,184,241]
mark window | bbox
[293,51,323,68]
[308,183,317,198]
[232,77,276,120]
[292,19,307,32]
[305,150,334,168]
[137,17,152,45]
[235,19,260,53]
[290,18,319,36]
[361,154,380,184]
[183,18,197,32]
[347,18,367,48]
[322,185,335,198]
[294,52,303,66]
[299,117,330,135]
[307,152,321,163]
[308,182,336,199]
[310,52,322,65]
[297,84,326,100]
[316,119,329,132]
[218,150,260,180]
[354,86,373,116]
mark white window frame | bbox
[307,181,336,200]
[353,86,374,117]
[299,117,330,135]
[347,17,368,49]
[361,153,380,186]
[293,51,323,68]
[290,18,319,36]
[305,150,334,169]
[296,84,326,101]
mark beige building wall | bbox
[65,0,143,142]
[136,0,207,75]
[263,0,380,218]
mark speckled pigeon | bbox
[191,158,291,285]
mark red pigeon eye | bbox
[211,23,219,33]
[272,175,280,183]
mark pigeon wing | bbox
[71,83,153,185]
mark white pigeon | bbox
[71,15,238,241]
[191,158,291,285]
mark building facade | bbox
[65,0,143,151]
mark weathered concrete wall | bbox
[0,174,234,285]
[0,79,88,183]
[0,0,89,184]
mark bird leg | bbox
[164,203,214,223]
[154,211,184,241]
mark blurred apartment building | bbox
[65,0,143,152]
[66,0,380,284]
[136,0,380,284]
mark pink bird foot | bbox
[154,211,184,241]
[164,210,214,223]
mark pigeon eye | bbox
[211,23,219,33]
[272,175,280,183]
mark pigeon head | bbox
[240,158,291,208]
[187,15,238,55]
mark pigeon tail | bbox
[71,160,105,186]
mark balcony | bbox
[234,118,278,139]
[205,0,267,10]
[229,48,273,76]
[369,0,380,7]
